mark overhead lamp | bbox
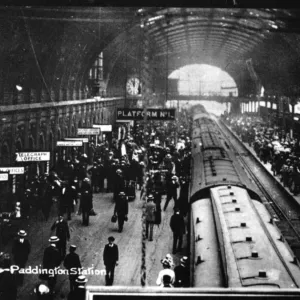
[271,24,278,29]
[16,85,22,91]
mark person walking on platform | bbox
[60,181,77,220]
[67,275,87,300]
[174,256,189,287]
[64,245,82,292]
[145,194,156,241]
[103,236,119,286]
[51,215,70,260]
[163,174,180,211]
[11,230,31,285]
[156,255,175,287]
[42,236,61,293]
[170,208,185,254]
[113,169,125,201]
[114,191,128,233]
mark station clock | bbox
[126,77,141,95]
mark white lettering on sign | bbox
[57,141,83,147]
[0,167,24,175]
[65,138,89,143]
[15,152,50,162]
[77,128,100,135]
[92,125,112,132]
[0,173,9,181]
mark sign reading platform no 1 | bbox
[116,108,176,120]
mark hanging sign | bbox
[0,167,24,174]
[0,173,9,181]
[77,128,100,135]
[65,138,89,143]
[57,141,83,147]
[92,124,112,132]
[16,152,50,162]
[116,108,176,120]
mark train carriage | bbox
[190,104,300,289]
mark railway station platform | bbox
[224,123,300,211]
[1,185,187,300]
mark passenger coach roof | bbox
[1,2,300,97]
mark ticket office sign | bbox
[0,173,9,181]
[0,167,25,174]
[116,108,176,120]
[77,128,100,135]
[16,152,50,162]
[57,141,83,147]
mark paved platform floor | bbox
[2,187,187,299]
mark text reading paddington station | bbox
[116,108,176,120]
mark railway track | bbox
[216,117,300,256]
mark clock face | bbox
[126,77,141,95]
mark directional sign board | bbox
[0,173,9,181]
[65,138,89,143]
[0,167,24,174]
[57,141,83,147]
[92,124,112,132]
[77,128,100,135]
[116,108,176,120]
[16,152,50,162]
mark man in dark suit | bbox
[103,236,119,286]
[114,192,128,232]
[64,245,82,292]
[42,236,61,293]
[51,215,70,259]
[170,208,185,254]
[11,230,31,285]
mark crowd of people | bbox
[0,108,194,299]
[222,113,300,195]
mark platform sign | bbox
[77,128,100,135]
[92,124,112,132]
[57,141,83,147]
[0,167,24,174]
[116,108,176,120]
[0,173,8,181]
[65,138,89,143]
[16,152,50,162]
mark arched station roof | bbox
[1,4,300,97]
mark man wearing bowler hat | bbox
[51,215,70,259]
[64,245,82,292]
[12,230,31,285]
[103,236,119,286]
[42,236,61,293]
[67,275,87,300]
